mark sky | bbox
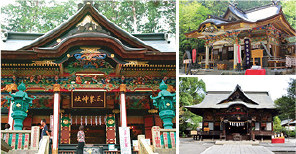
[196,75,295,101]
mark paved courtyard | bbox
[201,144,273,154]
[179,138,296,154]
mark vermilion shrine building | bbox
[185,2,295,70]
[1,2,176,153]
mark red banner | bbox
[192,49,196,63]
[237,44,241,63]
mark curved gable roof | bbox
[223,3,281,22]
[18,3,164,53]
[185,85,275,111]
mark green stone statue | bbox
[6,82,35,130]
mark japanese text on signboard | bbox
[72,91,105,108]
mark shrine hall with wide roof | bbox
[186,85,277,141]
[185,1,295,71]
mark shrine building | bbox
[186,85,277,141]
[185,2,295,70]
[1,1,176,153]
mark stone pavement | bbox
[260,139,296,153]
[201,144,273,154]
[179,138,214,154]
[179,137,296,154]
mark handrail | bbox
[37,136,49,154]
[138,138,157,154]
[260,42,272,57]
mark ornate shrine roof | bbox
[224,3,281,22]
[185,2,295,38]
[186,85,275,112]
[1,3,175,61]
[1,32,174,53]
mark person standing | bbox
[39,119,50,148]
[77,125,85,154]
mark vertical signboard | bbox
[31,126,40,150]
[163,132,169,149]
[24,133,29,150]
[11,133,16,149]
[151,126,161,149]
[170,132,176,148]
[17,133,23,149]
[119,127,132,154]
[50,115,54,137]
[244,39,251,69]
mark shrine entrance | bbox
[70,123,106,144]
[226,122,248,135]
[225,122,251,140]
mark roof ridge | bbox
[242,3,280,14]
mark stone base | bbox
[154,148,176,154]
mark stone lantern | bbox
[150,80,176,148]
[150,80,176,129]
[6,82,35,130]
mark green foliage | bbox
[273,116,282,133]
[1,0,175,34]
[179,1,210,66]
[1,0,77,33]
[179,77,206,135]
[281,1,296,30]
[275,78,296,120]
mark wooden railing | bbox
[37,136,50,154]
[1,126,40,152]
[138,135,157,154]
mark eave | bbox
[185,13,296,39]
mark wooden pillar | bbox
[120,84,127,127]
[223,121,226,136]
[205,45,209,69]
[53,92,60,154]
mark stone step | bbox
[7,150,38,154]
[215,140,260,145]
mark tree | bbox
[179,77,206,135]
[275,78,296,120]
[1,0,175,34]
[273,116,282,134]
[1,0,77,33]
[179,1,210,67]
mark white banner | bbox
[119,127,131,154]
